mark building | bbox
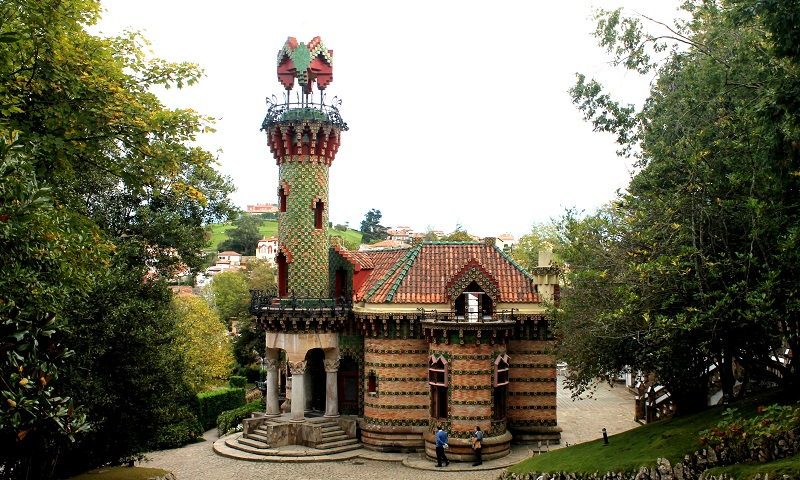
[496,233,517,251]
[225,36,560,462]
[246,203,279,214]
[217,251,242,266]
[256,237,279,265]
[358,239,411,251]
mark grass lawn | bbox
[704,452,800,478]
[510,391,782,475]
[70,466,171,480]
[206,220,362,250]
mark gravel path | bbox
[142,376,638,480]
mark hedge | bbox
[196,387,245,430]
[229,375,247,388]
[217,400,265,436]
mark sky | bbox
[96,0,683,238]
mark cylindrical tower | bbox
[262,36,347,297]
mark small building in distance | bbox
[256,237,279,265]
[358,239,411,251]
[246,203,279,215]
[217,251,242,266]
[496,233,517,252]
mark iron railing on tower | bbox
[261,94,348,131]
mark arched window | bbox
[278,186,287,212]
[429,355,448,419]
[494,354,510,420]
[314,200,324,229]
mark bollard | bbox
[602,427,609,445]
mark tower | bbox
[262,36,348,298]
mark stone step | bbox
[223,435,362,457]
[320,433,348,442]
[316,438,360,450]
[238,437,270,449]
[321,430,345,438]
[247,431,270,442]
[321,426,340,433]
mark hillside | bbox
[207,220,363,250]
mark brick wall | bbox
[362,338,429,425]
[507,339,558,428]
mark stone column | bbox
[265,359,280,416]
[323,358,340,418]
[288,361,307,422]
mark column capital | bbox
[288,360,307,375]
[324,358,340,373]
[264,359,279,371]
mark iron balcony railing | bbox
[249,290,353,316]
[416,308,520,324]
[261,95,348,131]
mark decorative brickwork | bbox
[278,160,329,296]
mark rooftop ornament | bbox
[262,36,348,132]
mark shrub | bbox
[217,400,265,436]
[151,404,203,449]
[196,388,245,430]
[229,375,247,388]
[235,365,262,383]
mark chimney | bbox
[538,249,553,267]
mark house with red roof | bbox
[224,35,560,463]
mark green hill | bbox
[206,219,363,251]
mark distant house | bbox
[256,237,279,265]
[386,226,413,243]
[218,251,242,266]
[246,203,279,214]
[495,233,517,251]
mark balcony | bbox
[261,97,348,131]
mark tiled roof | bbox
[218,251,241,256]
[357,242,538,304]
[332,244,374,271]
[354,248,410,300]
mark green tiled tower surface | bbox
[279,158,329,297]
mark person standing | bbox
[435,426,449,467]
[471,425,484,466]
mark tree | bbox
[0,0,234,475]
[510,222,562,271]
[561,0,800,411]
[359,208,388,244]
[0,144,96,479]
[206,270,250,326]
[246,259,277,293]
[440,225,474,242]
[171,294,233,391]
[218,213,263,255]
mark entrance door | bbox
[337,356,359,415]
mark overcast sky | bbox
[96,0,683,238]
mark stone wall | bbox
[499,429,800,480]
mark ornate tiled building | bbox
[248,36,560,462]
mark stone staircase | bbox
[315,419,359,451]
[220,417,361,459]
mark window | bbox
[367,371,377,395]
[314,200,324,229]
[278,187,287,212]
[454,281,492,321]
[429,355,448,419]
[494,354,509,420]
[277,252,288,297]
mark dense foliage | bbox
[0,0,233,477]
[217,214,264,255]
[171,295,234,392]
[559,0,800,412]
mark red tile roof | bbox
[332,244,375,271]
[357,242,538,304]
[361,239,411,249]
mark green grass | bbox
[704,453,800,479]
[70,466,171,480]
[206,220,362,250]
[510,391,782,475]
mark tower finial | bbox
[277,36,333,94]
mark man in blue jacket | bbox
[435,427,449,467]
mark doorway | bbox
[305,348,326,412]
